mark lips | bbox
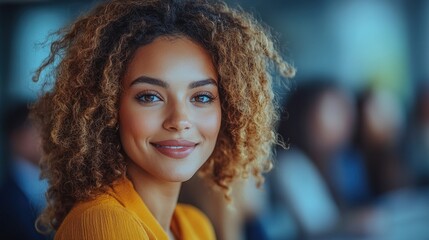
[150,140,197,159]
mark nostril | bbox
[164,119,192,132]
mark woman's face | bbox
[119,36,221,183]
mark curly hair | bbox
[31,0,295,232]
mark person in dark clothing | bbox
[0,101,48,240]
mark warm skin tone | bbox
[119,36,221,239]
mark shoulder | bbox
[176,204,209,222]
[0,176,24,201]
[0,177,42,240]
[0,177,24,205]
[55,196,149,240]
[0,176,34,216]
[176,204,216,240]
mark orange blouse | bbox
[55,178,216,240]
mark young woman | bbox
[31,0,295,239]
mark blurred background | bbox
[0,0,428,239]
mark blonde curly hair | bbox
[31,0,295,232]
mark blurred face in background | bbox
[362,90,404,147]
[10,120,42,165]
[308,89,355,156]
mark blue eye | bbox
[136,92,162,103]
[191,93,214,104]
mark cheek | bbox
[198,105,222,140]
[119,101,159,142]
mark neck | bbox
[127,161,181,232]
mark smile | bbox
[150,140,198,159]
[154,145,187,149]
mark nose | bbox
[162,104,192,132]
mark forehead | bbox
[123,36,217,84]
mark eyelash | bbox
[135,90,163,103]
[135,91,216,104]
[191,92,216,104]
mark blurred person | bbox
[354,88,410,198]
[30,0,295,239]
[346,87,429,240]
[0,101,48,240]
[405,83,429,187]
[268,80,358,239]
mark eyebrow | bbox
[130,76,168,88]
[130,76,218,89]
[189,79,218,89]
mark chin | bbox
[163,168,199,183]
